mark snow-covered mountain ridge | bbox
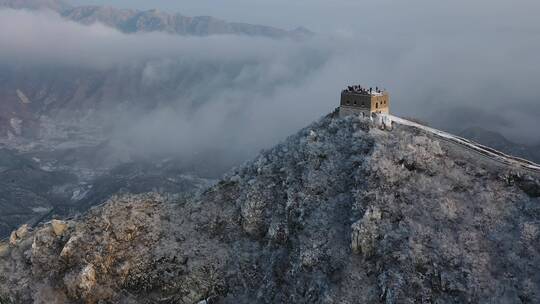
[1,115,539,303]
[0,0,311,39]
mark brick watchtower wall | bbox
[339,89,390,118]
[371,92,390,114]
[339,91,372,117]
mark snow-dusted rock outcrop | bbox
[0,115,539,303]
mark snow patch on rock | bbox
[16,89,31,104]
[9,117,23,136]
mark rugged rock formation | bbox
[1,116,539,303]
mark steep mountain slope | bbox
[0,65,168,139]
[1,115,539,303]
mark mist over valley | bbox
[0,1,540,303]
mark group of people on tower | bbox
[344,85,384,95]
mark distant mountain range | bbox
[0,0,313,39]
[0,0,68,11]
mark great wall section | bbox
[336,84,540,176]
[382,114,540,176]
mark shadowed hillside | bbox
[2,115,539,303]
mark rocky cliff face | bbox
[1,116,539,303]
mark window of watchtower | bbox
[376,102,379,109]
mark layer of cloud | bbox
[0,5,539,166]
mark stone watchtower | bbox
[339,85,389,118]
